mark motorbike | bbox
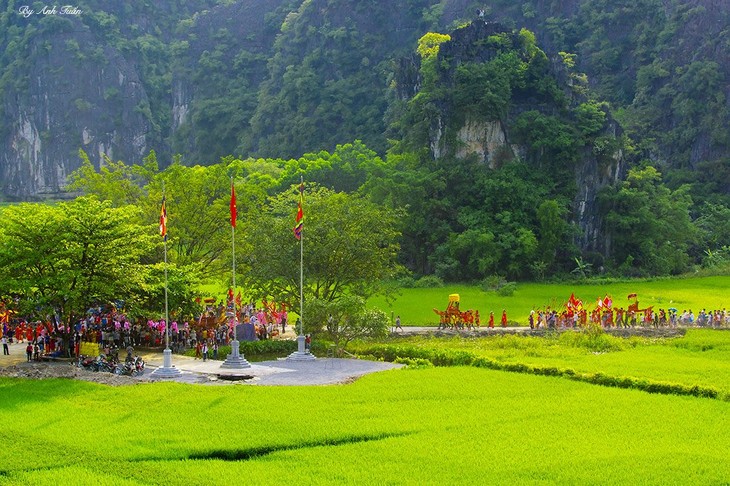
[121,355,145,376]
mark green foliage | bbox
[416,32,451,59]
[3,2,728,284]
[600,166,697,275]
[571,257,593,279]
[496,281,517,297]
[536,199,570,272]
[393,356,434,368]
[574,101,606,138]
[413,275,444,288]
[68,149,153,205]
[433,228,499,281]
[212,339,298,361]
[511,110,580,174]
[246,0,435,158]
[70,151,248,280]
[0,197,160,323]
[453,61,512,120]
[241,185,403,308]
[305,295,390,351]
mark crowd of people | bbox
[0,296,292,361]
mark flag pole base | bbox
[150,348,182,377]
[287,335,316,361]
[220,340,251,369]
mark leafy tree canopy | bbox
[240,185,404,309]
[0,197,158,324]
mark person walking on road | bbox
[395,316,403,332]
[1,336,8,355]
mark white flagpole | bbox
[288,176,314,360]
[221,176,250,369]
[164,223,169,352]
[232,177,237,329]
[299,177,304,337]
[152,180,181,377]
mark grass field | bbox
[0,363,728,485]
[2,329,730,483]
[369,276,730,325]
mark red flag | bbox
[293,182,303,240]
[159,196,167,240]
[230,182,237,228]
[603,295,612,309]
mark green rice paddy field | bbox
[1,330,730,484]
[370,276,730,325]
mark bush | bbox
[480,275,506,291]
[397,275,417,288]
[496,282,517,296]
[394,357,434,369]
[413,275,444,288]
[481,276,516,295]
[212,340,299,360]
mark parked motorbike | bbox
[121,356,145,376]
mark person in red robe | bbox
[501,310,508,327]
[488,312,494,328]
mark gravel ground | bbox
[0,361,147,386]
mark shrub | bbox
[394,357,434,369]
[212,340,298,360]
[397,275,417,288]
[414,275,444,288]
[496,281,517,296]
[480,275,506,291]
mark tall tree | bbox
[0,197,155,324]
[241,185,403,309]
[600,166,697,275]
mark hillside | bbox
[1,1,728,199]
[0,0,728,277]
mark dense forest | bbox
[1,0,729,284]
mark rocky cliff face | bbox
[1,15,150,199]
